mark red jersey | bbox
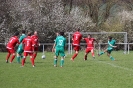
[31,35,39,47]
[6,36,19,49]
[84,38,95,48]
[22,36,34,52]
[72,31,82,46]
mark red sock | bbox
[72,53,78,60]
[33,53,37,60]
[30,58,34,66]
[6,53,11,60]
[10,55,15,62]
[22,58,26,66]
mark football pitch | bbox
[0,51,133,88]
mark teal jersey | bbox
[108,39,116,49]
[18,34,26,48]
[55,36,66,48]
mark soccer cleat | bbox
[20,65,24,67]
[54,65,57,67]
[70,58,74,61]
[6,60,8,63]
[84,58,87,61]
[93,56,95,59]
[33,65,35,67]
[60,66,63,68]
[98,53,100,56]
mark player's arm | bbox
[108,41,117,48]
[52,43,56,52]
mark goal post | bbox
[67,32,128,54]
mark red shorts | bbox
[7,48,15,53]
[34,47,38,51]
[73,45,80,51]
[85,47,94,53]
[23,52,33,57]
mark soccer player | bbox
[98,36,117,60]
[21,32,35,67]
[16,30,26,63]
[70,28,82,61]
[31,31,40,60]
[83,34,98,60]
[6,32,20,63]
[52,32,66,67]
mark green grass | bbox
[0,51,133,88]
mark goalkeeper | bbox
[98,36,117,60]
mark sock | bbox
[6,53,11,61]
[72,53,78,60]
[60,59,64,67]
[110,56,115,60]
[30,58,34,66]
[99,52,104,55]
[10,55,15,63]
[84,55,87,60]
[33,53,37,60]
[16,56,21,63]
[54,59,57,66]
[22,58,26,66]
[92,52,95,57]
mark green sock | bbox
[110,56,115,61]
[60,59,64,67]
[54,59,57,66]
[99,52,104,55]
[16,56,21,63]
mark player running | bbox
[70,28,82,61]
[6,32,20,63]
[16,30,26,63]
[52,32,66,67]
[21,32,35,67]
[31,31,40,60]
[98,36,117,60]
[83,34,98,60]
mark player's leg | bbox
[10,49,16,63]
[84,48,89,60]
[91,48,95,59]
[6,49,11,63]
[98,49,107,56]
[33,47,38,60]
[16,48,23,63]
[107,50,115,61]
[60,49,65,67]
[21,52,27,67]
[54,48,59,67]
[29,53,35,67]
[71,46,79,61]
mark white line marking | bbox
[97,61,133,72]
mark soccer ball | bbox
[42,55,46,59]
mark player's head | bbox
[88,34,91,38]
[59,32,64,36]
[22,30,26,34]
[108,36,112,41]
[27,32,32,36]
[14,31,19,36]
[56,32,59,36]
[77,28,80,31]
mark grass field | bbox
[0,51,133,88]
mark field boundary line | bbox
[97,60,133,72]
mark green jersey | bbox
[55,36,66,49]
[108,39,116,49]
[18,34,26,48]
